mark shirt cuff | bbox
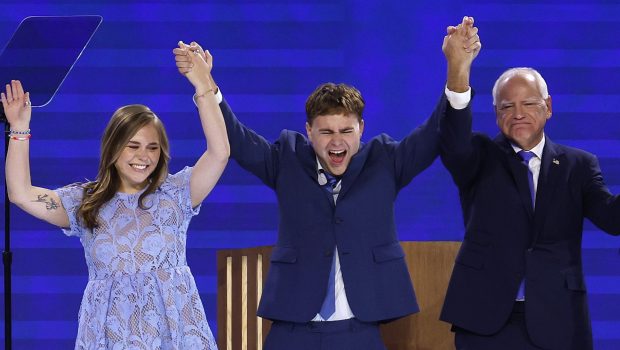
[193,88,223,106]
[444,86,471,110]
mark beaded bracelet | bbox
[9,128,31,135]
[194,89,216,99]
[9,134,31,141]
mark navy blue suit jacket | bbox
[219,93,449,323]
[439,101,620,349]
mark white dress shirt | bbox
[312,160,355,321]
[511,138,545,199]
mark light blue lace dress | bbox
[55,167,217,350]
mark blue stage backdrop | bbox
[1,0,619,348]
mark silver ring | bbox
[24,100,31,106]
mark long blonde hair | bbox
[77,104,171,230]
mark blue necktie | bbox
[319,171,338,319]
[321,170,338,194]
[319,255,337,319]
[518,150,536,207]
[516,150,536,300]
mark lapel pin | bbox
[553,159,560,165]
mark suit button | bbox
[324,250,333,257]
[335,217,343,224]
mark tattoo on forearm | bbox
[32,194,60,210]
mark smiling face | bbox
[495,73,552,150]
[306,112,364,176]
[114,123,162,193]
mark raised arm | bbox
[174,42,280,188]
[2,80,70,227]
[392,17,481,187]
[439,17,484,188]
[174,41,230,207]
[444,16,480,93]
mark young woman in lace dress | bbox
[1,41,227,349]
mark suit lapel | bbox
[494,134,534,219]
[298,140,336,206]
[338,142,368,200]
[300,141,320,180]
[532,137,564,243]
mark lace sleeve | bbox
[54,184,85,237]
[160,166,201,218]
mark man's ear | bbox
[305,121,312,140]
[545,95,552,119]
[494,106,501,127]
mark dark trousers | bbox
[453,302,545,350]
[264,318,386,350]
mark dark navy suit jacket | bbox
[439,100,620,349]
[219,93,450,323]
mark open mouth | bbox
[328,150,346,164]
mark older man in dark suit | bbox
[439,28,620,350]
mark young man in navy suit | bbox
[439,29,620,350]
[174,16,480,349]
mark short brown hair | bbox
[305,83,365,124]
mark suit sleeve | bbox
[219,97,279,188]
[582,153,620,235]
[439,90,483,189]
[388,93,445,187]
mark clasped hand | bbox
[173,41,214,95]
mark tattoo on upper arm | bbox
[32,194,60,210]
